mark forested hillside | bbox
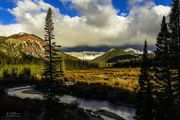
[0,33,98,70]
[93,48,140,65]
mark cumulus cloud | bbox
[62,0,116,27]
[153,5,171,16]
[0,0,171,47]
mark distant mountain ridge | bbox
[124,48,143,54]
[65,48,147,61]
[92,48,140,64]
[0,33,151,65]
[61,45,155,52]
[65,51,104,60]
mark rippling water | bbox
[6,86,135,120]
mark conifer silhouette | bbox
[43,8,64,120]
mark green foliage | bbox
[113,54,156,68]
[168,1,180,108]
[0,42,23,64]
[154,16,176,120]
[43,8,64,82]
[43,8,63,120]
[113,58,142,68]
[0,64,43,78]
[93,48,139,65]
[135,41,154,120]
[135,3,180,119]
[156,16,170,60]
[65,59,98,70]
[168,0,180,54]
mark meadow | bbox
[0,64,140,92]
[65,68,140,92]
[0,64,43,79]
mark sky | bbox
[0,0,172,48]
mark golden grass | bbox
[0,64,140,92]
[64,68,140,92]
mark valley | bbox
[0,33,140,120]
[1,1,180,119]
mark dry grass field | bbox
[0,64,140,92]
[65,68,140,92]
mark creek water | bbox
[6,86,135,120]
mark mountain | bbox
[0,33,78,61]
[124,48,143,54]
[0,33,45,59]
[0,33,98,70]
[65,51,104,60]
[65,48,151,61]
[124,48,153,54]
[61,45,156,52]
[92,48,140,64]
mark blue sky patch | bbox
[0,0,172,25]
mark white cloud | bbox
[0,0,171,47]
[0,24,24,36]
[153,5,171,16]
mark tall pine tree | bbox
[156,16,170,61]
[135,40,154,120]
[169,0,180,54]
[168,0,180,111]
[154,15,176,120]
[43,8,64,120]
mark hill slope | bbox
[0,33,98,70]
[0,33,79,62]
[0,33,45,59]
[92,48,140,64]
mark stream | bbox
[6,86,135,120]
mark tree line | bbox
[113,56,155,68]
[65,59,98,70]
[135,0,180,120]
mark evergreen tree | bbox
[154,16,176,120]
[135,40,153,120]
[169,0,180,111]
[168,0,180,79]
[43,8,64,120]
[156,16,170,61]
[169,0,180,54]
